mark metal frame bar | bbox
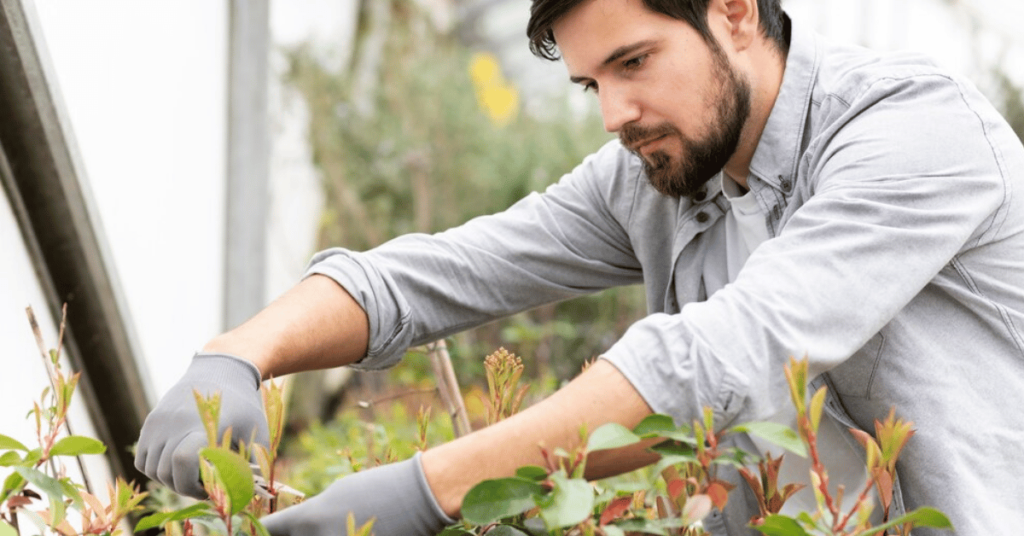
[0,0,150,482]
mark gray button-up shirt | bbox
[308,20,1024,536]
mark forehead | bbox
[552,0,696,72]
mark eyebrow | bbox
[569,40,658,84]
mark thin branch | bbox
[25,305,93,495]
[427,340,472,437]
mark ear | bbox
[708,0,759,52]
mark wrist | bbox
[202,330,277,378]
[187,352,263,390]
[411,452,458,526]
[421,447,466,518]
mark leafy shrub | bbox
[279,350,953,536]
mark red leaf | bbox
[875,470,894,510]
[6,495,33,509]
[667,478,686,500]
[599,495,633,525]
[706,481,730,510]
[848,428,875,449]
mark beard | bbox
[619,45,752,199]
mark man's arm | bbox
[203,274,370,377]
[423,358,655,516]
[204,272,658,517]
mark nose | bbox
[599,85,641,133]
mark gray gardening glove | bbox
[262,452,456,536]
[134,352,269,498]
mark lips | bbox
[632,134,668,155]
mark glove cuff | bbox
[411,452,458,527]
[188,352,263,390]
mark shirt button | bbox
[780,178,792,192]
[693,190,707,202]
[772,205,782,220]
[695,211,709,223]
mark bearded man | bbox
[135,0,1024,534]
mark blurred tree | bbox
[940,0,1024,141]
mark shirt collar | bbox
[747,17,821,191]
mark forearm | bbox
[203,275,369,378]
[421,359,654,517]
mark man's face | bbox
[553,0,751,198]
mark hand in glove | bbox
[262,452,455,536]
[134,352,269,498]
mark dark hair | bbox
[527,0,789,61]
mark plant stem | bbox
[834,478,877,533]
[25,306,93,495]
[427,340,472,437]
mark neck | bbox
[723,41,787,189]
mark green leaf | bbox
[437,527,475,536]
[649,441,699,475]
[242,511,272,536]
[485,525,531,536]
[461,477,545,525]
[59,477,84,511]
[0,471,25,503]
[15,467,67,527]
[0,519,16,536]
[730,422,807,457]
[49,436,106,457]
[0,434,28,451]
[586,423,640,452]
[601,526,627,536]
[0,451,22,467]
[538,472,594,529]
[633,414,677,438]
[200,447,255,515]
[134,503,214,532]
[22,448,42,467]
[866,506,953,535]
[194,390,222,448]
[515,465,548,481]
[712,447,757,469]
[752,515,811,536]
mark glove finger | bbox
[260,509,294,536]
[163,432,208,499]
[133,442,150,479]
[140,441,168,488]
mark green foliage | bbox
[0,307,149,536]
[729,422,806,458]
[585,423,641,452]
[0,438,26,453]
[280,400,455,495]
[482,348,530,425]
[48,436,105,457]
[199,448,255,516]
[447,357,953,536]
[135,383,299,536]
[460,477,545,525]
[134,503,212,532]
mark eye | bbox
[622,54,647,71]
[582,81,598,94]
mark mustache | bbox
[619,122,679,152]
